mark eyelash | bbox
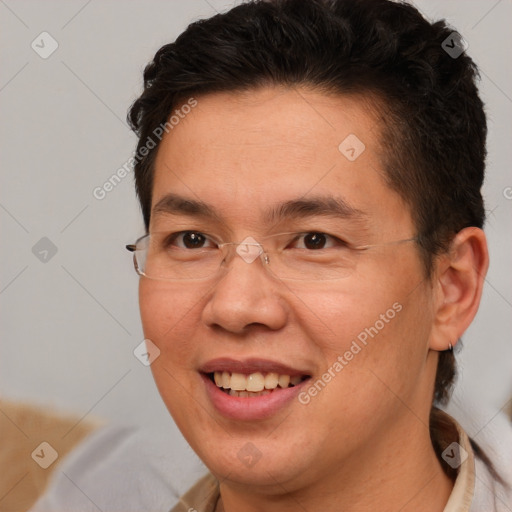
[288,232,348,249]
[167,232,215,249]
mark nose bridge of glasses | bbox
[226,236,265,265]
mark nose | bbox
[201,246,288,334]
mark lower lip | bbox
[201,373,309,421]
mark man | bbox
[31,0,511,510]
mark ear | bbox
[429,227,489,351]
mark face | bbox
[139,87,439,493]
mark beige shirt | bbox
[170,414,509,512]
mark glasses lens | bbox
[134,234,221,280]
[132,232,363,281]
[266,237,358,281]
[130,231,415,281]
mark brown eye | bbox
[288,232,348,251]
[182,232,207,248]
[163,231,214,250]
[303,233,327,249]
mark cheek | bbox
[288,279,405,354]
[139,281,210,428]
[139,280,204,363]
[291,290,431,446]
[293,262,433,391]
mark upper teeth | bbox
[213,371,302,392]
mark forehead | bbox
[152,87,413,235]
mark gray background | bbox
[1,0,511,468]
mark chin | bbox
[206,447,306,491]
[186,423,319,489]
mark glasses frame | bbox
[126,232,419,282]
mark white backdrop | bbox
[1,0,511,452]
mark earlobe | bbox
[429,227,489,352]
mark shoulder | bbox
[472,455,512,511]
[447,401,512,511]
[470,412,512,511]
[30,423,206,512]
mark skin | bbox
[138,87,488,512]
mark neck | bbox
[218,414,454,512]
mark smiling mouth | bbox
[208,371,310,397]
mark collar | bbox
[441,412,476,511]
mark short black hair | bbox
[128,0,486,409]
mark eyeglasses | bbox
[126,230,418,282]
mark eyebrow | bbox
[264,196,367,224]
[151,193,367,225]
[152,193,221,221]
